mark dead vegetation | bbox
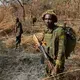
[0,0,80,80]
[0,0,80,49]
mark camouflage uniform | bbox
[15,18,23,48]
[44,27,66,74]
[42,10,66,79]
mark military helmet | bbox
[42,10,57,23]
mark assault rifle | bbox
[33,34,55,66]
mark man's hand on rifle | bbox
[51,60,61,75]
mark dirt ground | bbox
[0,47,46,80]
[0,42,80,80]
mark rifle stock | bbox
[33,35,48,58]
[33,34,55,65]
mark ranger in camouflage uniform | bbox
[42,10,66,79]
[15,18,23,49]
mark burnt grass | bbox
[0,41,80,80]
[0,48,46,80]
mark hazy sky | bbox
[0,2,2,5]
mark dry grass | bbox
[1,33,43,52]
[2,37,15,48]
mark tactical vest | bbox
[43,26,76,59]
[42,29,54,59]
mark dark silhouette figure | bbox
[32,17,37,26]
[15,18,23,49]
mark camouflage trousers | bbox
[16,35,21,44]
[16,34,22,49]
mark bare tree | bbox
[0,0,26,21]
[17,0,25,21]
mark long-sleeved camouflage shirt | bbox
[15,22,23,36]
[43,26,66,66]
